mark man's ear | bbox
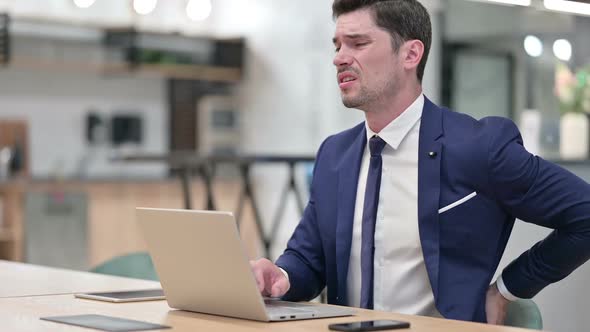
[402,40,424,72]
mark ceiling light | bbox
[553,39,572,61]
[544,0,590,16]
[524,35,543,57]
[133,0,158,15]
[73,0,96,9]
[186,0,212,22]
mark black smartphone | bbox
[329,320,410,331]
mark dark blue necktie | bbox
[360,135,387,309]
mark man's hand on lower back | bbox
[486,282,510,325]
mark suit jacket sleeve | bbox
[485,117,590,298]
[274,138,330,301]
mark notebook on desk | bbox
[136,207,354,322]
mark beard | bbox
[341,85,379,109]
[340,76,399,111]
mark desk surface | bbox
[112,152,316,167]
[0,260,160,298]
[0,261,535,331]
[0,294,535,332]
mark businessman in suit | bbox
[250,0,590,324]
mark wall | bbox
[208,0,443,261]
[0,68,168,178]
[0,0,441,173]
[221,0,441,153]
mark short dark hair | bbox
[332,0,432,82]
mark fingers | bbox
[250,258,289,298]
[270,276,290,298]
[250,261,266,294]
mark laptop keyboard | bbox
[264,300,315,313]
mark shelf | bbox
[104,29,244,82]
[136,63,241,82]
[9,57,128,75]
[9,57,241,82]
[2,14,244,82]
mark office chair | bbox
[91,252,159,281]
[504,298,543,330]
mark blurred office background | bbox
[0,0,588,331]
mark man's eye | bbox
[356,42,368,47]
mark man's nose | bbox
[333,49,352,68]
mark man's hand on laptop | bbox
[250,258,290,298]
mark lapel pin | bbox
[428,151,437,158]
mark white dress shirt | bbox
[346,94,441,316]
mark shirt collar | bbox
[365,94,424,150]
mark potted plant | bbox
[555,62,590,160]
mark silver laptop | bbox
[136,207,354,322]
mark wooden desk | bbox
[0,261,536,331]
[0,294,535,332]
[0,260,160,298]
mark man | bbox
[250,0,590,324]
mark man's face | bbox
[332,9,403,110]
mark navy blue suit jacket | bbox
[275,97,590,322]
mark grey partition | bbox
[24,191,88,270]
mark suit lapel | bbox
[417,97,444,299]
[335,126,367,304]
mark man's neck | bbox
[365,86,423,134]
